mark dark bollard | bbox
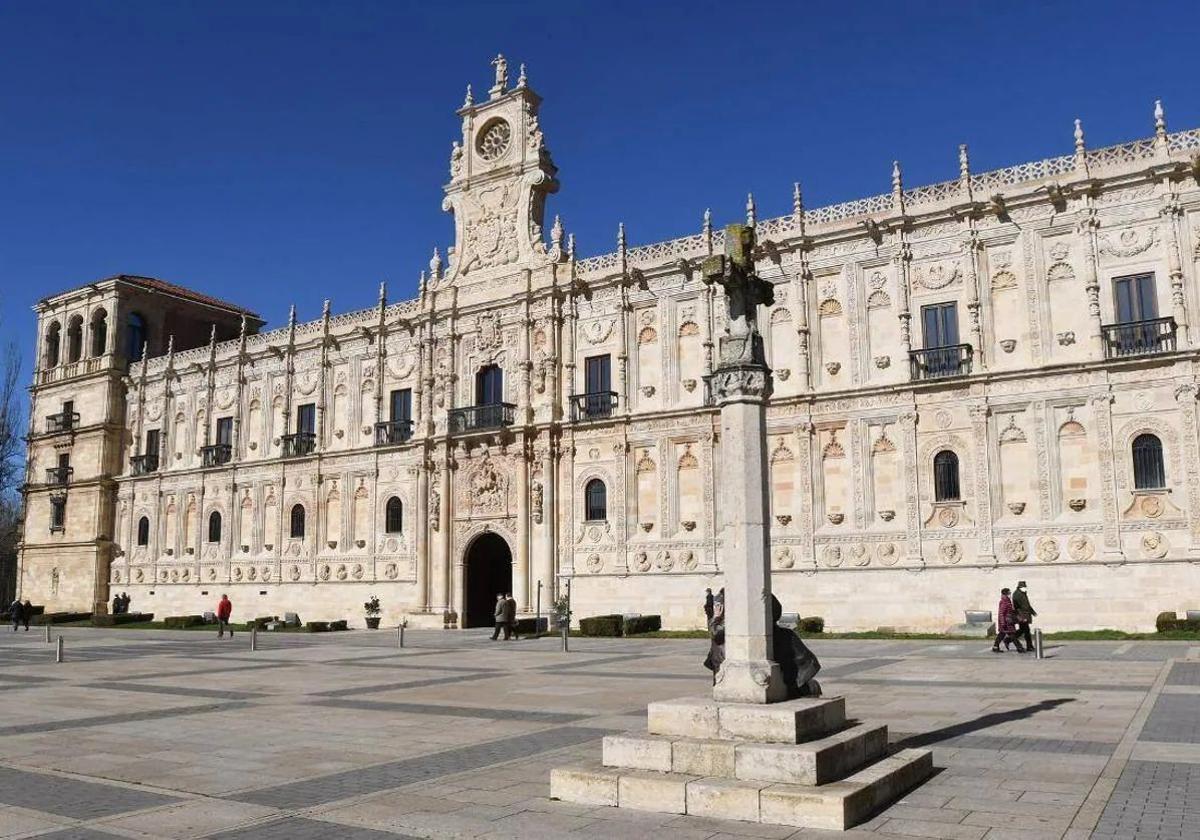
[1034,628,1044,659]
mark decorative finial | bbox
[490,54,508,96]
[746,193,756,227]
[617,222,626,252]
[1155,99,1167,137]
[463,84,473,108]
[430,247,443,279]
[239,313,248,337]
[288,304,297,327]
[892,160,903,192]
[958,145,970,180]
[1074,118,1085,153]
[517,63,527,87]
[322,299,331,319]
[567,232,576,261]
[209,324,217,346]
[550,214,563,249]
[378,281,387,304]
[792,183,803,217]
[703,207,712,235]
[166,334,175,356]
[418,269,427,295]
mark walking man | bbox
[504,592,519,640]
[21,600,32,632]
[1012,580,1036,653]
[703,588,714,623]
[9,598,21,632]
[992,587,1025,653]
[490,593,506,641]
[216,594,233,639]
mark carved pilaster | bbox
[797,419,815,565]
[969,403,995,561]
[1174,383,1200,554]
[895,240,913,357]
[1032,401,1052,521]
[794,256,812,391]
[899,411,922,563]
[1091,391,1124,560]
[962,228,985,370]
[1079,209,1104,359]
[1162,195,1189,344]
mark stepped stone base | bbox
[551,695,933,831]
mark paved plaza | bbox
[0,628,1198,839]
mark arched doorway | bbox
[463,532,512,628]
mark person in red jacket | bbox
[216,594,233,639]
[992,587,1024,653]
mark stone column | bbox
[537,444,556,602]
[1173,384,1200,555]
[711,361,785,704]
[415,458,429,610]
[515,441,530,611]
[1092,392,1125,561]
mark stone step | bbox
[603,721,888,785]
[551,748,933,830]
[646,695,846,744]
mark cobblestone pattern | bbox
[1093,759,1200,840]
[1165,662,1200,686]
[207,817,419,839]
[891,731,1115,755]
[0,766,179,819]
[1139,693,1200,743]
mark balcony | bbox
[45,412,80,434]
[201,443,233,468]
[448,403,516,434]
[44,466,73,487]
[281,432,317,458]
[375,420,414,446]
[1102,317,1177,360]
[570,392,619,422]
[130,454,159,476]
[909,344,973,381]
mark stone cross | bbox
[705,223,786,703]
[702,224,775,366]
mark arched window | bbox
[933,450,960,501]
[44,322,61,367]
[585,478,607,521]
[90,309,108,357]
[385,496,403,533]
[136,516,150,546]
[67,315,83,363]
[207,510,222,543]
[289,504,306,538]
[126,312,148,363]
[1132,433,1166,490]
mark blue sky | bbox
[2,0,1197,410]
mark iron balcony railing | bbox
[201,443,233,468]
[910,344,973,381]
[45,466,73,487]
[1102,316,1177,359]
[447,402,516,434]
[130,453,159,476]
[281,432,317,458]
[45,412,80,433]
[570,391,619,422]
[374,419,414,446]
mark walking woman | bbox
[992,587,1025,653]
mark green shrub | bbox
[329,620,348,631]
[163,615,205,629]
[623,615,662,635]
[798,616,825,634]
[306,621,330,633]
[32,611,92,625]
[514,617,547,635]
[1157,611,1179,632]
[92,612,153,626]
[579,614,623,637]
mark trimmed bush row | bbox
[164,615,205,629]
[798,616,825,634]
[31,611,93,625]
[578,614,664,637]
[92,612,154,626]
[1157,611,1200,632]
[623,615,662,635]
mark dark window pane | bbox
[1132,433,1165,490]
[585,355,611,394]
[934,450,960,501]
[290,504,305,538]
[137,517,150,546]
[297,403,316,435]
[585,479,607,521]
[208,511,222,543]
[476,365,503,405]
[385,497,403,533]
[390,389,412,422]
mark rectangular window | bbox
[1114,273,1157,324]
[584,355,611,394]
[57,452,70,471]
[921,302,959,348]
[390,389,412,422]
[476,366,503,405]
[296,403,316,435]
[145,429,160,458]
[50,497,66,532]
[216,417,233,446]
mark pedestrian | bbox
[703,588,714,623]
[216,594,233,639]
[21,600,31,632]
[703,588,725,684]
[111,592,122,616]
[504,593,519,640]
[992,587,1025,653]
[490,593,506,641]
[120,592,131,615]
[1012,580,1036,653]
[9,598,21,632]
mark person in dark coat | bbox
[993,587,1024,652]
[490,594,506,641]
[703,588,725,683]
[703,588,714,623]
[21,600,31,631]
[111,593,122,616]
[1012,580,1036,653]
[9,599,21,632]
[772,594,822,698]
[503,593,518,640]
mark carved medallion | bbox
[938,541,962,564]
[1067,535,1094,561]
[876,542,899,566]
[1004,538,1028,563]
[1141,531,1168,560]
[1035,537,1060,562]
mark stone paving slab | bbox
[0,766,179,819]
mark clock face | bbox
[476,119,512,161]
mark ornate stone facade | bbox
[18,66,1200,630]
